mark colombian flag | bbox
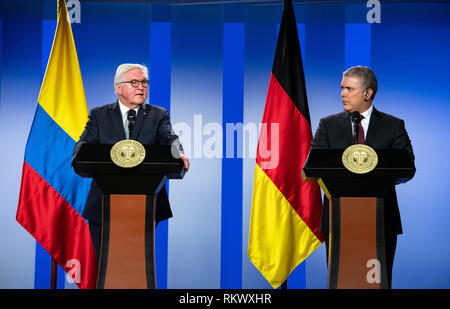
[16,0,97,289]
[248,0,324,289]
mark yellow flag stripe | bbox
[248,164,322,289]
[38,1,88,142]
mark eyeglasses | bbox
[118,79,149,88]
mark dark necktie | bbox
[127,109,136,139]
[358,114,365,144]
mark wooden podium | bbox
[303,149,415,289]
[72,144,185,289]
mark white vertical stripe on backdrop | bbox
[167,5,223,289]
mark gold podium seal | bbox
[342,144,378,174]
[110,140,146,168]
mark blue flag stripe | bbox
[24,104,91,215]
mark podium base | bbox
[97,194,156,289]
[328,197,388,289]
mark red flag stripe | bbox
[17,161,97,289]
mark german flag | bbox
[248,0,324,289]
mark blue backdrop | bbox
[0,0,449,289]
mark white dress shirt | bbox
[118,100,140,139]
[351,104,373,139]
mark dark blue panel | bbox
[171,5,224,73]
[345,23,371,68]
[224,4,245,22]
[221,22,244,289]
[304,4,346,83]
[304,4,346,130]
[150,22,171,111]
[150,20,172,290]
[0,1,42,113]
[151,4,171,22]
[344,3,369,23]
[244,5,278,90]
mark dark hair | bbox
[343,66,378,100]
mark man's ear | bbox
[365,88,373,100]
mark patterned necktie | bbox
[358,114,365,144]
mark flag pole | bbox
[51,258,58,289]
[49,0,62,291]
[49,1,61,290]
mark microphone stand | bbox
[353,120,359,144]
[127,111,136,140]
[351,111,360,145]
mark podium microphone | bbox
[351,111,360,144]
[127,109,136,139]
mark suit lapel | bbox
[110,102,126,140]
[130,104,149,140]
[365,107,380,147]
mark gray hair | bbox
[343,66,378,100]
[114,63,149,94]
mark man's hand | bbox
[180,154,190,172]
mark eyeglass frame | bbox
[117,79,149,88]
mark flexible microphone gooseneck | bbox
[351,111,360,145]
[127,109,136,139]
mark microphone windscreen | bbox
[351,111,360,122]
[127,109,136,120]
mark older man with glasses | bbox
[74,63,189,266]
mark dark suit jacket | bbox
[311,107,415,236]
[73,102,182,225]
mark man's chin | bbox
[343,105,352,112]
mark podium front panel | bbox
[97,194,156,289]
[328,197,388,289]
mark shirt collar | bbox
[361,104,373,120]
[118,100,140,118]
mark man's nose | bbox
[136,83,145,91]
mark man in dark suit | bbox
[311,66,414,288]
[73,63,189,265]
